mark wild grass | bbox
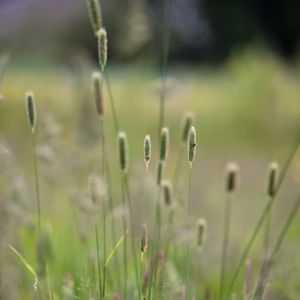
[0,1,300,299]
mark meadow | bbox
[1,1,300,299]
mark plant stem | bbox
[32,130,41,235]
[123,174,142,300]
[254,194,300,300]
[186,165,192,300]
[121,179,128,300]
[219,194,232,300]
[225,130,300,299]
[104,70,119,133]
[99,116,107,299]
[95,224,103,298]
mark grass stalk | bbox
[123,174,142,300]
[95,224,103,298]
[254,193,300,299]
[186,165,192,300]
[31,130,41,235]
[219,194,232,300]
[225,132,300,299]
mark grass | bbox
[1,11,300,297]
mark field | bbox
[1,24,300,300]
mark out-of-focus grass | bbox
[1,50,300,299]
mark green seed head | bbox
[86,0,102,34]
[181,112,195,142]
[97,28,108,72]
[118,132,128,173]
[156,161,165,186]
[225,162,239,193]
[188,126,196,164]
[162,180,173,206]
[197,218,206,249]
[266,162,279,197]
[144,134,151,169]
[25,91,36,131]
[92,72,103,115]
[160,127,169,162]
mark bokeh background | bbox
[1,0,300,299]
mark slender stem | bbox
[219,194,232,300]
[123,174,142,300]
[186,165,192,300]
[225,132,300,299]
[173,145,184,198]
[165,208,174,261]
[121,179,128,300]
[32,130,41,235]
[254,194,300,300]
[95,224,103,298]
[264,196,273,257]
[104,70,119,133]
[99,116,107,299]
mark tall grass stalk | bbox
[219,163,239,300]
[95,224,103,298]
[26,92,41,235]
[186,126,196,300]
[225,131,300,299]
[253,193,300,299]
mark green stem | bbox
[225,132,300,299]
[95,224,103,298]
[32,130,41,235]
[186,165,192,300]
[123,174,142,300]
[99,116,107,299]
[254,194,300,300]
[263,196,273,257]
[104,70,119,133]
[219,194,232,300]
[121,179,128,300]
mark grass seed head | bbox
[188,126,196,164]
[156,161,164,186]
[86,0,102,34]
[97,28,108,71]
[160,127,169,162]
[197,218,206,249]
[92,72,103,116]
[25,91,36,131]
[266,162,279,197]
[144,134,151,169]
[225,162,240,193]
[118,132,128,173]
[140,223,148,253]
[181,112,195,142]
[162,180,173,206]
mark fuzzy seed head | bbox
[156,161,165,186]
[118,132,128,173]
[140,224,148,253]
[25,91,36,131]
[160,127,169,162]
[266,162,279,198]
[162,180,173,206]
[188,126,196,164]
[97,28,108,71]
[225,162,240,193]
[86,0,102,34]
[182,112,195,142]
[197,218,206,249]
[92,72,103,115]
[144,135,151,168]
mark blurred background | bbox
[1,0,300,299]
